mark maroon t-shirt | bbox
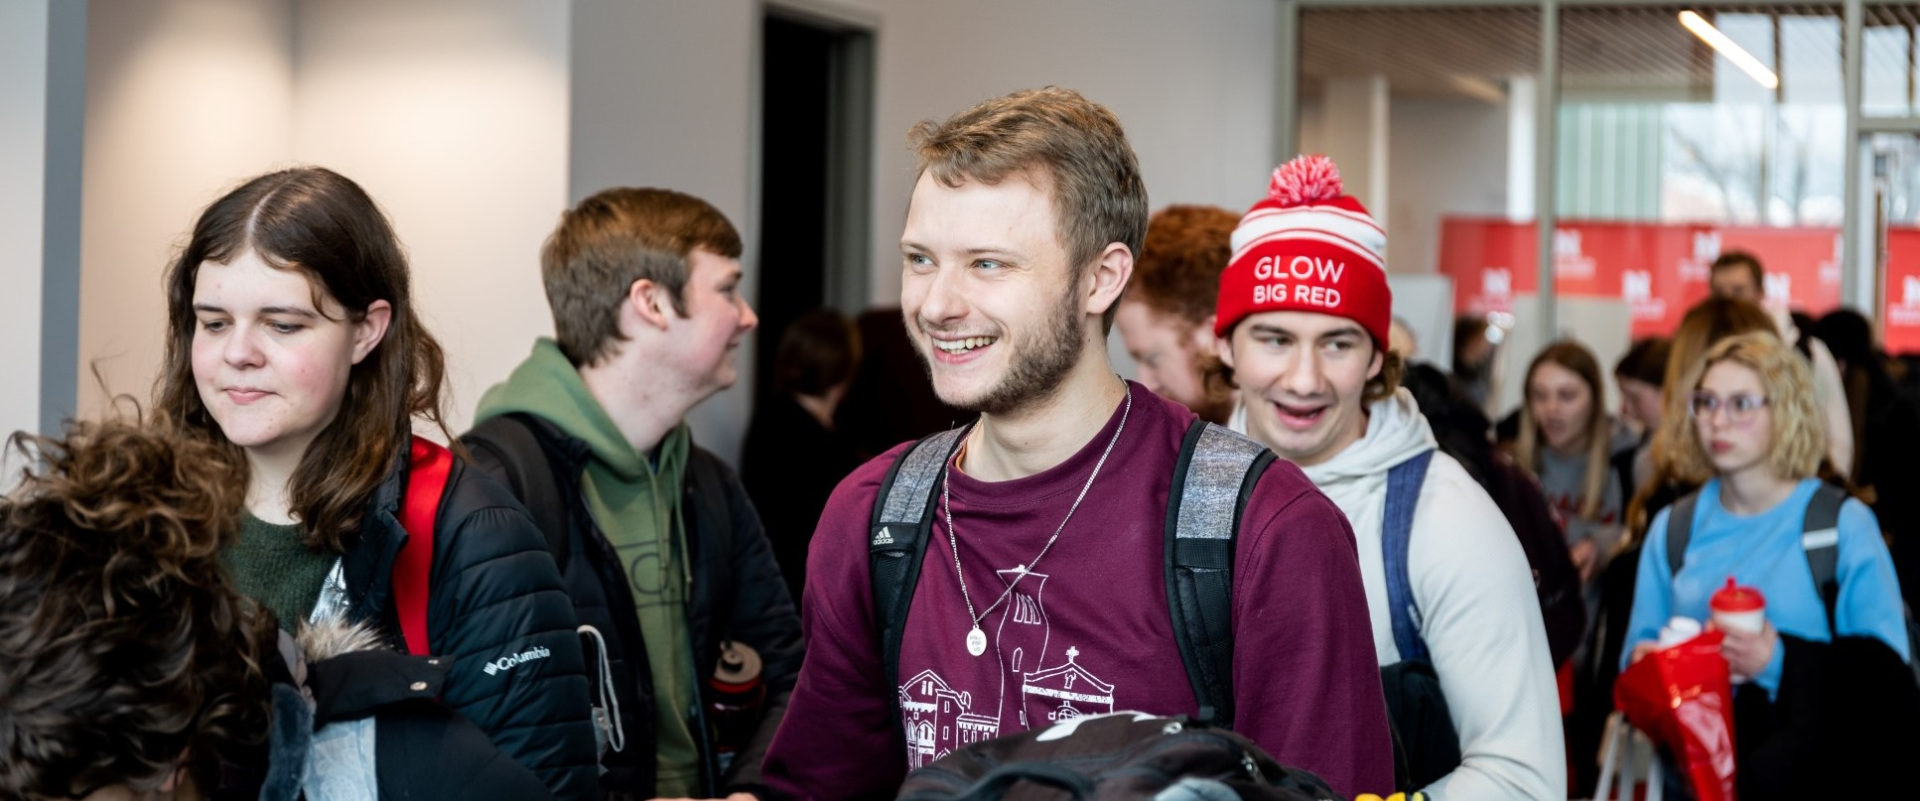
[763,385,1393,798]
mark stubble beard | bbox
[912,286,1086,417]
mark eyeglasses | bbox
[1689,392,1769,423]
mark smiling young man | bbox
[1217,156,1564,800]
[761,89,1392,799]
[460,188,802,799]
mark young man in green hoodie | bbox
[461,187,803,800]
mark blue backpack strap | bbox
[1800,482,1846,635]
[1383,450,1435,663]
[869,426,969,751]
[1664,492,1702,578]
[1164,420,1275,728]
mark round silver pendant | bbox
[966,626,987,656]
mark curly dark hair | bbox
[0,419,275,798]
[1133,205,1239,325]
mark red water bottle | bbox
[707,640,765,771]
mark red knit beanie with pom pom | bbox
[1213,155,1390,344]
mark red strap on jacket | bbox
[395,435,452,656]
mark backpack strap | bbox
[1383,450,1434,663]
[1164,420,1276,728]
[1664,492,1703,578]
[1801,482,1847,635]
[462,413,573,573]
[395,436,452,656]
[870,427,969,743]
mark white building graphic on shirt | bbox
[1020,646,1115,728]
[898,669,997,768]
[895,564,1119,766]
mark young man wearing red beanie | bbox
[1215,155,1564,800]
[761,89,1394,799]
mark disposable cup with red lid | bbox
[1709,577,1766,635]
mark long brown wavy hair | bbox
[155,167,451,552]
[0,419,276,798]
[1514,341,1613,520]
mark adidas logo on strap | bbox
[872,527,895,546]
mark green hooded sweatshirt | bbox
[475,338,701,795]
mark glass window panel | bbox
[1865,3,1919,118]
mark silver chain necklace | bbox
[943,382,1132,657]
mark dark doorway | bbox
[755,12,873,399]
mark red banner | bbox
[1885,229,1920,354]
[1439,218,1880,342]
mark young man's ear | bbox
[1214,327,1237,371]
[627,278,676,332]
[1367,345,1386,381]
[1083,242,1134,320]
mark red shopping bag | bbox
[1614,632,1737,801]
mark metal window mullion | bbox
[1539,0,1561,345]
[1278,0,1300,164]
[1844,0,1867,312]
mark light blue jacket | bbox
[1624,478,1909,698]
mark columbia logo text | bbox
[482,645,552,676]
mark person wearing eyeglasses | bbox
[1621,331,1913,797]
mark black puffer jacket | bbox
[462,413,805,797]
[234,622,555,801]
[336,446,599,799]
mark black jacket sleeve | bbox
[709,459,805,794]
[426,464,600,801]
[1733,633,1920,800]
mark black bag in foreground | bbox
[895,712,1344,801]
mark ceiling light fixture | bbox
[1679,10,1780,90]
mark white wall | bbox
[2,1,54,440]
[1387,97,1511,275]
[291,0,571,434]
[78,0,295,416]
[76,0,568,440]
[854,0,1282,305]
[1302,91,1512,277]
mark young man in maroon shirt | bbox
[760,88,1393,799]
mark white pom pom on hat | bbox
[1267,154,1345,208]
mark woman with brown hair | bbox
[153,167,597,798]
[1513,341,1632,584]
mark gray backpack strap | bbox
[1664,492,1702,577]
[1802,483,1847,634]
[1164,420,1276,728]
[869,426,969,754]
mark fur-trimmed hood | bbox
[300,618,391,663]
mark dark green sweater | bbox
[222,515,335,632]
